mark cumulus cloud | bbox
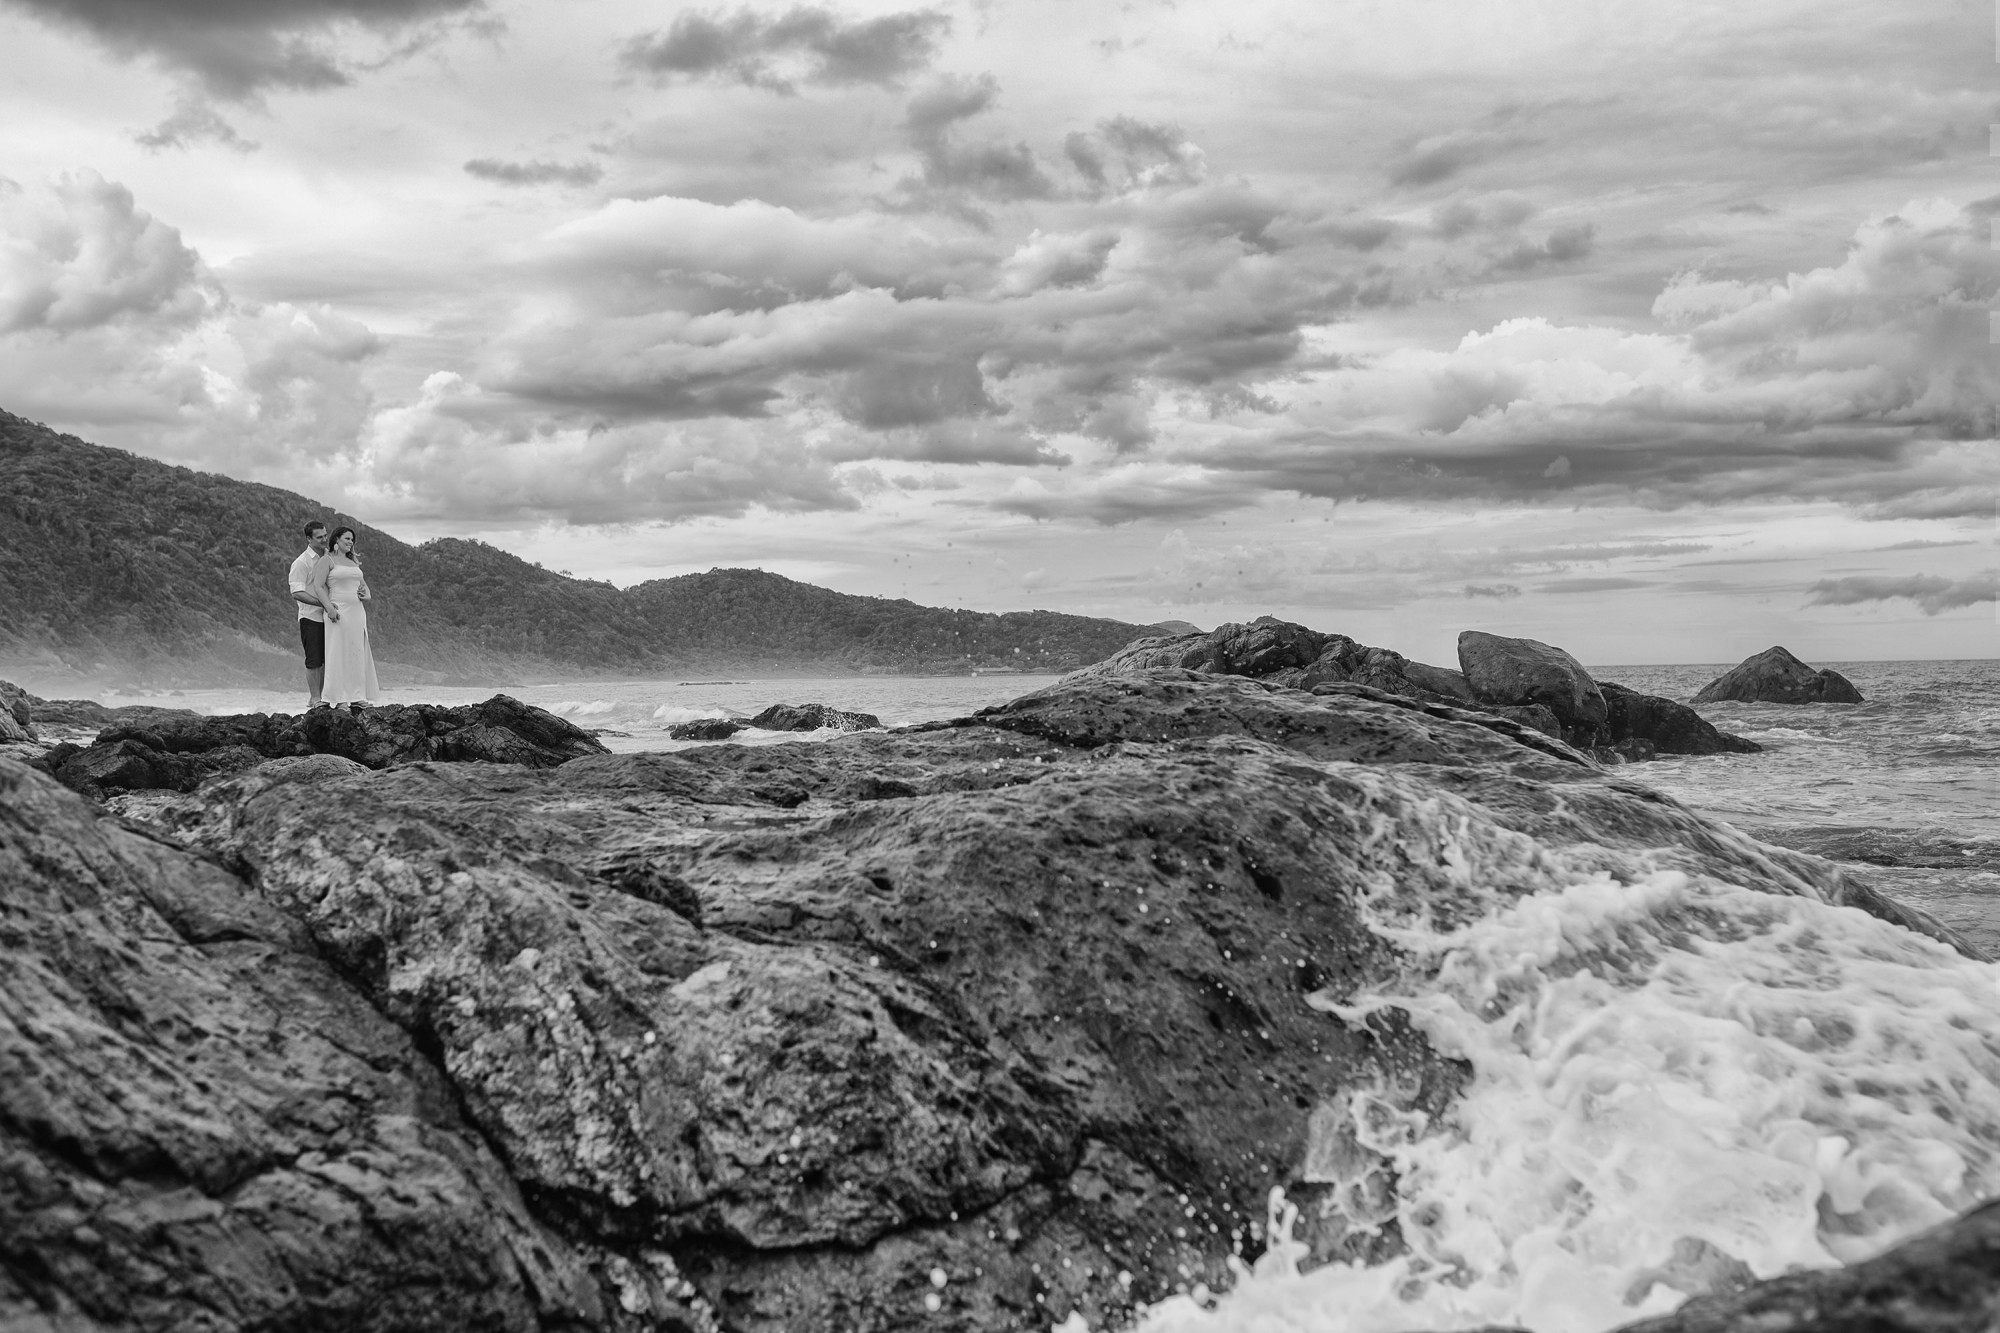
[1463,584,1522,598]
[1063,116,1206,196]
[464,157,602,187]
[1805,570,1999,614]
[901,74,1057,205]
[620,6,949,92]
[1185,198,2000,516]
[0,173,211,332]
[8,0,489,99]
[357,372,857,522]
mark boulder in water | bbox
[1692,645,1865,705]
[1600,681,1761,756]
[668,716,745,741]
[747,702,881,731]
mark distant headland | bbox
[0,411,1173,692]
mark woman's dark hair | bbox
[328,526,357,556]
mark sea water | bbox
[64,659,2000,1332]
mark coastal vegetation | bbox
[0,411,1146,685]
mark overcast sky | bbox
[1,0,1995,664]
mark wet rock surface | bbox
[669,717,748,741]
[1088,621,1756,762]
[2,669,1982,1332]
[44,695,607,798]
[1457,630,1608,744]
[1692,645,1865,705]
[746,702,883,731]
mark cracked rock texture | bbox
[2,669,1985,1332]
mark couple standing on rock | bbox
[289,519,380,710]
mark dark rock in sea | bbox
[2,669,1981,1331]
[668,716,746,741]
[747,701,882,731]
[1599,681,1762,756]
[1457,629,1608,744]
[50,696,607,798]
[1692,645,1865,705]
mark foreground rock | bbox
[47,695,607,798]
[1615,1197,2000,1332]
[747,701,883,731]
[0,759,660,1331]
[3,669,1981,1331]
[1693,645,1866,705]
[1098,621,1757,760]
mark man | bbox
[289,520,330,708]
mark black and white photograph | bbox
[1,0,1996,1329]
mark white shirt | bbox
[289,547,325,622]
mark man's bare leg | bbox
[307,665,325,708]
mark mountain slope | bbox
[0,411,1148,686]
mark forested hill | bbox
[0,411,1152,688]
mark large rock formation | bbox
[1457,630,1608,745]
[1693,646,1866,705]
[1088,617,1480,706]
[43,696,607,799]
[1092,621,1757,761]
[3,670,1984,1332]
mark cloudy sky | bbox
[1,0,1995,664]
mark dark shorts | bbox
[299,618,325,670]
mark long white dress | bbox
[322,561,380,704]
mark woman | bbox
[310,526,380,705]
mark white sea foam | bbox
[650,705,735,725]
[1126,862,2000,1333]
[547,699,617,717]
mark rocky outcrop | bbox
[747,702,883,732]
[1599,681,1761,757]
[47,696,607,799]
[0,758,673,1332]
[669,717,747,741]
[1091,617,1476,705]
[1693,645,1866,705]
[3,669,1982,1331]
[0,680,34,738]
[1089,622,1757,761]
[1457,630,1608,744]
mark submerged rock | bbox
[3,668,1984,1332]
[746,702,883,731]
[1693,645,1866,705]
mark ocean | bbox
[66,658,2000,1333]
